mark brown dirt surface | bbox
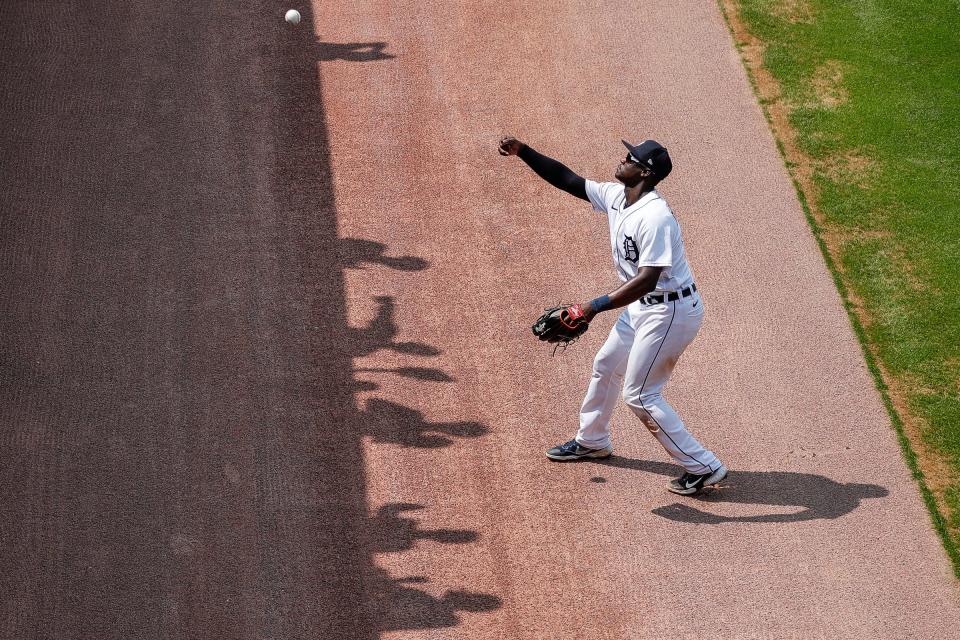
[810,60,850,108]
[820,150,877,189]
[772,0,816,24]
[2,1,958,639]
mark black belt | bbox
[640,283,697,306]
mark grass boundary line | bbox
[715,0,960,579]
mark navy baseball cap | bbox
[622,139,672,179]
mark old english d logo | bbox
[622,235,640,263]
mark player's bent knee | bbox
[592,356,622,378]
[622,388,660,408]
[593,360,614,378]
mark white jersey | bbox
[585,180,694,292]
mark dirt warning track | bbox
[2,1,958,639]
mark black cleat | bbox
[667,465,728,495]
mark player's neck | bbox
[623,183,654,207]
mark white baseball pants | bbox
[575,292,722,474]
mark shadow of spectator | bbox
[363,398,486,448]
[366,569,500,633]
[352,379,380,392]
[594,457,888,523]
[348,296,440,358]
[0,3,498,636]
[367,503,477,554]
[343,238,492,628]
[341,238,429,271]
[317,41,395,62]
[362,503,495,630]
[356,367,455,383]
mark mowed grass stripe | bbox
[720,0,960,576]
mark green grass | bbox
[725,0,960,575]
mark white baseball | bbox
[284,9,301,25]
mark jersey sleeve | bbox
[633,213,676,267]
[584,180,617,214]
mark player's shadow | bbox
[594,457,888,523]
[317,41,395,62]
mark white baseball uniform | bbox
[575,180,722,474]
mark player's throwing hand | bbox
[499,136,524,156]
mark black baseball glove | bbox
[532,303,590,346]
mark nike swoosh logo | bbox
[684,479,701,489]
[692,301,699,307]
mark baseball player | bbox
[499,136,727,495]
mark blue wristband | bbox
[590,294,612,313]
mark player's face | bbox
[615,153,652,185]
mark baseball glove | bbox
[532,303,590,347]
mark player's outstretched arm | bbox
[499,136,588,201]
